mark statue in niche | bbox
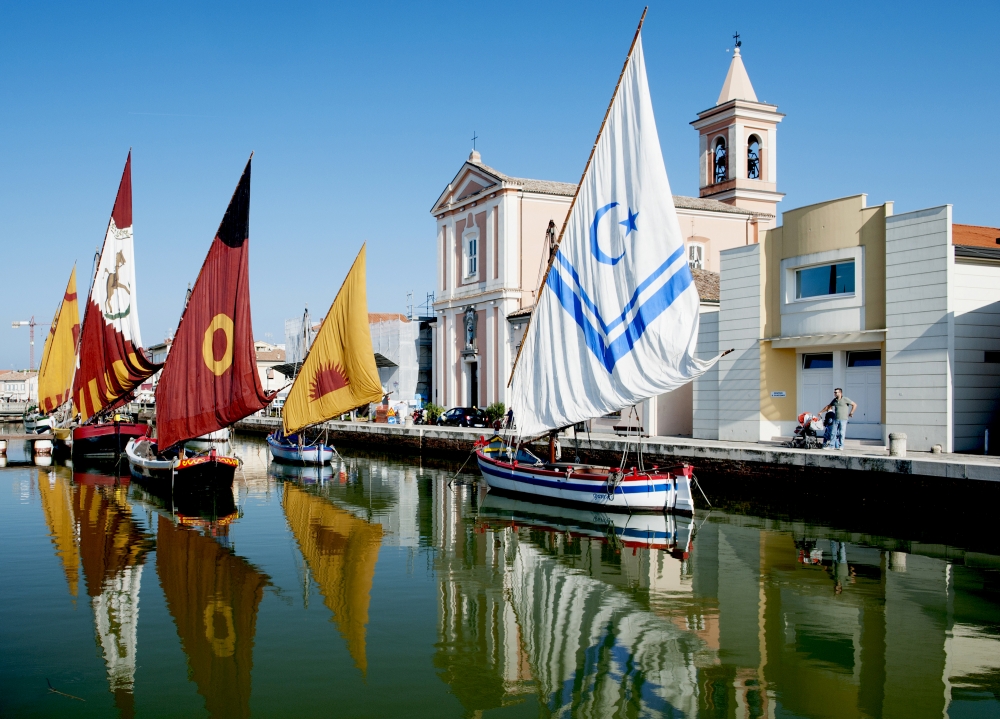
[464,306,476,350]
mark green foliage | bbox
[425,403,445,423]
[485,402,506,423]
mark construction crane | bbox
[11,316,50,371]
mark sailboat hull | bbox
[266,433,334,465]
[125,439,238,490]
[73,422,150,460]
[476,449,694,515]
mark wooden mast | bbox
[507,7,648,387]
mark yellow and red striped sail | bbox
[72,152,159,421]
[38,266,80,413]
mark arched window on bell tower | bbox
[747,135,761,179]
[713,138,728,184]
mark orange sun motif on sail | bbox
[310,363,350,401]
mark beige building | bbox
[698,193,1000,451]
[431,46,783,414]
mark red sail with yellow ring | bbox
[155,156,274,449]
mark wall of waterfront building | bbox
[370,316,421,404]
[885,207,954,451]
[718,243,763,441]
[952,260,1000,452]
[692,309,721,439]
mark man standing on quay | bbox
[821,388,857,450]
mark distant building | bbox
[431,45,783,421]
[369,313,434,406]
[254,341,288,395]
[0,370,37,403]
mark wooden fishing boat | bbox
[266,430,334,465]
[476,435,694,514]
[127,155,274,488]
[482,16,721,516]
[22,409,53,434]
[125,437,239,489]
[73,419,149,460]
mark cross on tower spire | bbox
[733,31,741,49]
[471,131,478,150]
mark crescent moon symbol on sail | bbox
[590,202,626,265]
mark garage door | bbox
[845,351,882,430]
[799,353,833,416]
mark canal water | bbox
[1,434,998,719]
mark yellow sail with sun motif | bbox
[282,244,383,435]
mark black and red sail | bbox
[155,157,273,448]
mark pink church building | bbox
[430,46,784,435]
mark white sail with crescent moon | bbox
[509,33,717,437]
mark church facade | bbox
[430,46,784,433]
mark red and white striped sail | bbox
[73,152,159,421]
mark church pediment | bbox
[431,161,503,214]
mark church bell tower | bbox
[691,38,784,224]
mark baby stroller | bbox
[789,412,825,449]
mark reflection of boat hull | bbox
[267,433,334,465]
[74,423,150,460]
[268,460,334,484]
[129,473,239,523]
[476,447,694,514]
[125,439,238,490]
[479,493,693,554]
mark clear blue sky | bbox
[2,0,996,370]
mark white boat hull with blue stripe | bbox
[267,432,335,466]
[476,439,693,514]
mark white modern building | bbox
[695,194,1000,452]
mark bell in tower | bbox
[690,35,785,226]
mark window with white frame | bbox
[688,243,704,269]
[795,261,855,300]
[463,221,479,280]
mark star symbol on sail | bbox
[619,208,639,236]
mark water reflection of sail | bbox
[36,470,80,597]
[72,480,154,718]
[436,484,699,717]
[282,482,382,674]
[156,516,268,719]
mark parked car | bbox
[436,407,488,428]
